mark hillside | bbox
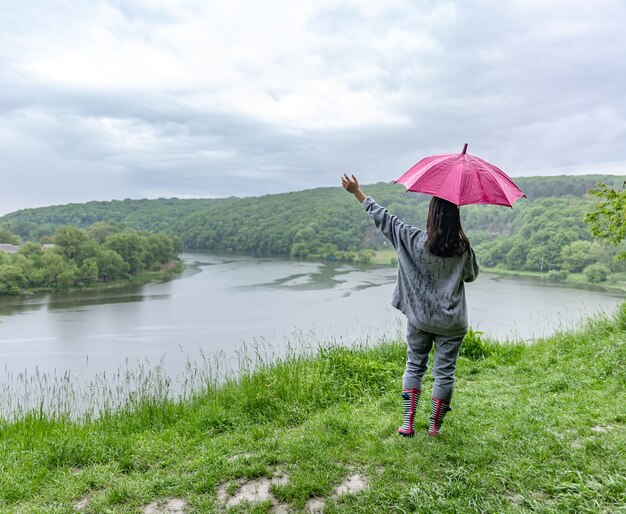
[1,304,625,512]
[1,175,626,279]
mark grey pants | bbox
[402,322,464,403]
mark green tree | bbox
[57,267,78,290]
[41,251,77,288]
[524,240,563,272]
[290,242,310,259]
[0,265,26,294]
[505,239,529,269]
[584,182,626,259]
[560,240,595,273]
[27,268,47,288]
[10,254,35,281]
[475,238,514,268]
[17,244,48,287]
[525,247,548,272]
[18,242,44,263]
[105,232,146,274]
[79,258,99,285]
[0,227,19,245]
[143,234,179,270]
[95,248,129,282]
[319,243,339,259]
[53,226,90,261]
[88,222,124,244]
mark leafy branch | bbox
[584,181,626,260]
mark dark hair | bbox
[426,197,470,257]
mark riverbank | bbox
[10,261,184,297]
[1,304,624,512]
[477,266,626,294]
[370,249,626,293]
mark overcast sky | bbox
[1,0,625,215]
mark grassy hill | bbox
[1,304,625,512]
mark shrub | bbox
[460,328,490,360]
[546,269,569,282]
[583,263,610,283]
[356,250,374,264]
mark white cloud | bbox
[1,0,625,215]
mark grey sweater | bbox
[362,196,479,336]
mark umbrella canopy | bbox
[395,144,526,207]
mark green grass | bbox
[371,249,397,266]
[481,267,626,293]
[1,305,626,512]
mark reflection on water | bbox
[47,294,171,310]
[0,287,173,315]
[0,298,47,316]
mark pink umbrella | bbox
[395,144,526,207]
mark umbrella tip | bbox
[462,143,468,154]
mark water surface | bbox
[0,253,623,383]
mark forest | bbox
[1,174,625,292]
[0,225,181,295]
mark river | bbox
[0,253,623,410]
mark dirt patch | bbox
[334,473,369,496]
[305,497,326,513]
[217,468,290,510]
[227,452,254,462]
[304,472,370,512]
[506,493,525,505]
[222,477,275,506]
[73,495,91,512]
[530,490,555,505]
[272,469,289,486]
[142,498,187,514]
[591,424,614,433]
[218,468,369,512]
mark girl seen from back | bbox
[341,174,479,437]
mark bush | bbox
[546,269,569,282]
[356,250,374,264]
[583,263,610,283]
[460,328,490,360]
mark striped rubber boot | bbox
[428,398,451,436]
[397,388,420,437]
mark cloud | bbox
[1,0,626,215]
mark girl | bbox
[341,174,479,437]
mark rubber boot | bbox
[397,388,420,437]
[428,398,451,436]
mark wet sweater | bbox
[362,196,479,336]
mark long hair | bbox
[426,197,470,257]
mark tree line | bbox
[0,224,181,295]
[1,174,625,285]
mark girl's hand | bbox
[341,174,366,203]
[341,174,360,194]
